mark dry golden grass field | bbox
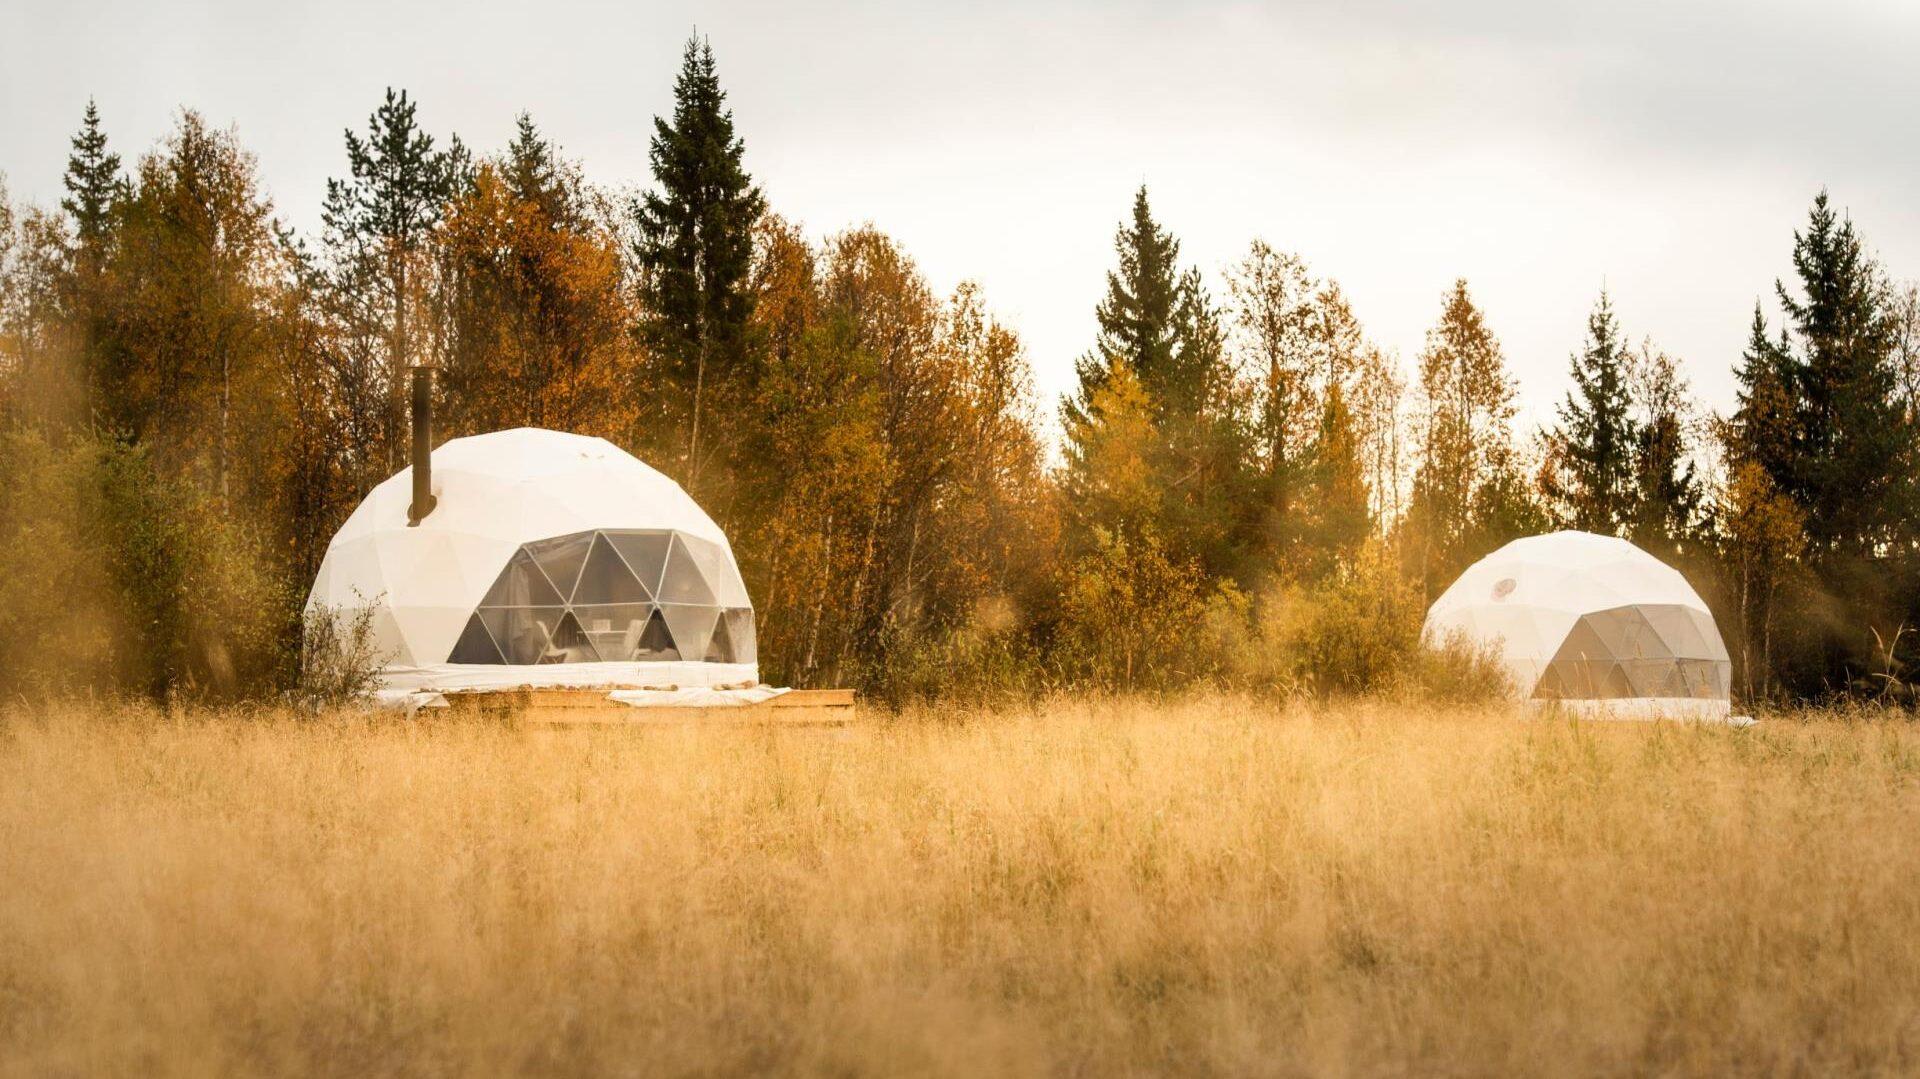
[4,696,1920,1077]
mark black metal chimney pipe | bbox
[407,365,437,526]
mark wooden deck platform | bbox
[438,687,856,727]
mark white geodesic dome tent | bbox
[1423,530,1731,719]
[306,428,756,695]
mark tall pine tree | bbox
[634,35,767,489]
[437,114,626,440]
[504,113,566,219]
[1545,291,1636,534]
[61,99,122,260]
[320,88,462,473]
[1225,241,1318,573]
[1064,187,1245,576]
[56,99,125,422]
[1728,304,1799,487]
[1070,187,1183,418]
[1775,191,1906,556]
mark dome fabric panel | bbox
[1423,530,1732,719]
[305,428,757,693]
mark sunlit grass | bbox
[3,696,1919,1076]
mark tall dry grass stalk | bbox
[4,697,1920,1076]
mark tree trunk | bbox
[686,249,708,491]
[220,347,230,508]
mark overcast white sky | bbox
[5,0,1918,437]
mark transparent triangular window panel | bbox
[1641,605,1707,658]
[660,604,719,664]
[457,529,752,666]
[1600,662,1634,698]
[574,533,652,605]
[679,534,751,607]
[480,550,564,608]
[525,532,594,602]
[1690,608,1733,663]
[549,610,600,663]
[481,606,569,665]
[1590,614,1638,662]
[1537,659,1609,699]
[609,532,673,596]
[448,613,505,664]
[657,536,719,605]
[634,606,681,661]
[721,608,756,665]
[706,610,735,663]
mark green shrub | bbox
[0,427,124,697]
[1237,538,1423,696]
[296,597,390,709]
[1409,626,1514,704]
[1058,527,1245,690]
[884,594,1055,705]
[1216,538,1513,703]
[0,425,295,702]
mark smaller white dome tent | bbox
[306,428,757,696]
[1423,530,1732,719]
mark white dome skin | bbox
[305,428,755,692]
[1423,530,1730,719]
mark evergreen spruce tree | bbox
[634,35,767,487]
[1067,186,1183,427]
[56,99,125,420]
[61,99,122,258]
[1224,242,1319,576]
[321,87,462,472]
[1063,187,1248,577]
[1546,291,1637,533]
[1721,193,1910,698]
[1775,191,1905,555]
[1728,304,1799,489]
[1167,266,1223,416]
[504,112,568,222]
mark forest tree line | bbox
[3,38,1918,705]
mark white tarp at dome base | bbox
[305,428,759,693]
[1422,530,1734,720]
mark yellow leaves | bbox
[1064,358,1160,533]
[1720,461,1806,562]
[438,161,629,441]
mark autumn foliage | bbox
[4,39,1920,705]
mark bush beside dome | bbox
[305,428,758,695]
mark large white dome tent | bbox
[305,426,757,699]
[1423,530,1733,720]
